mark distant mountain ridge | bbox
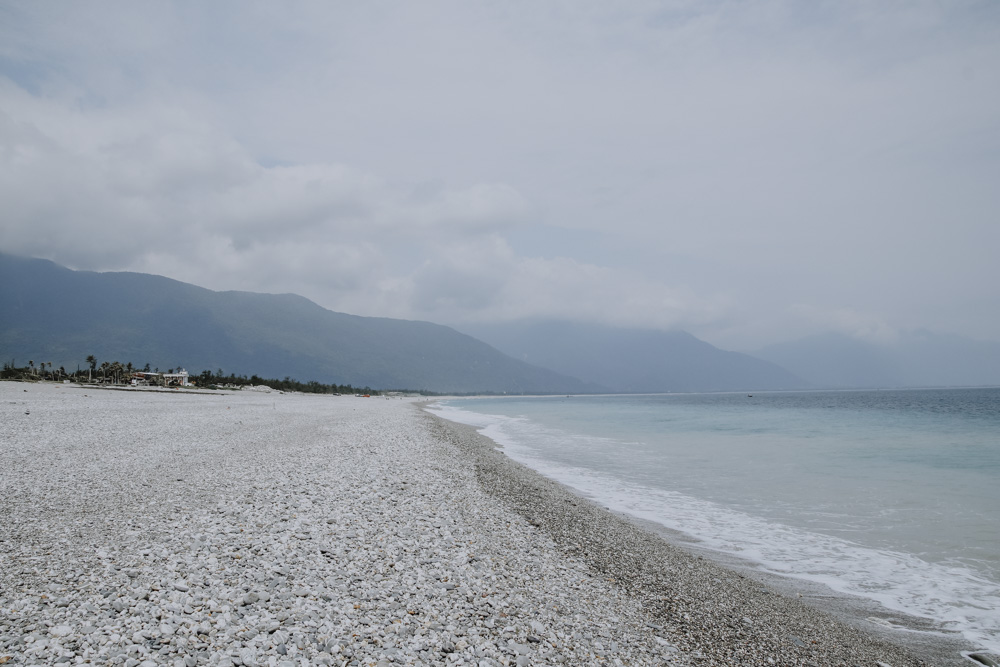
[13,253,989,393]
[755,331,1000,388]
[455,320,808,393]
[0,253,594,394]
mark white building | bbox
[162,369,190,386]
[132,369,191,386]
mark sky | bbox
[1,1,999,351]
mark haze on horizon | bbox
[1,1,998,352]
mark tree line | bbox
[1,357,379,395]
[194,368,377,395]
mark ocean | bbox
[427,388,1000,654]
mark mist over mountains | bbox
[754,331,1000,389]
[4,253,998,393]
[456,320,808,393]
[457,321,1000,392]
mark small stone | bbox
[510,642,530,655]
[173,582,189,592]
[50,625,72,637]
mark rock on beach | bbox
[0,382,951,666]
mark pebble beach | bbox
[0,383,961,666]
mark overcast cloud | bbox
[2,1,998,350]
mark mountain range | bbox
[455,320,808,393]
[0,253,590,394]
[754,331,1000,388]
[4,252,998,392]
[0,253,807,393]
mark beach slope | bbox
[423,408,968,666]
[0,383,948,666]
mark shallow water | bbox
[429,388,1000,653]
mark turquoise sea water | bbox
[428,388,1000,653]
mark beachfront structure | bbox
[131,369,190,387]
[162,370,190,386]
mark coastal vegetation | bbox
[1,358,379,395]
[193,368,378,396]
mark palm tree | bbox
[86,355,97,382]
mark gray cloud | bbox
[2,1,999,349]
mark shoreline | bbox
[420,405,976,666]
[0,382,982,666]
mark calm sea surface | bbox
[428,388,1000,653]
